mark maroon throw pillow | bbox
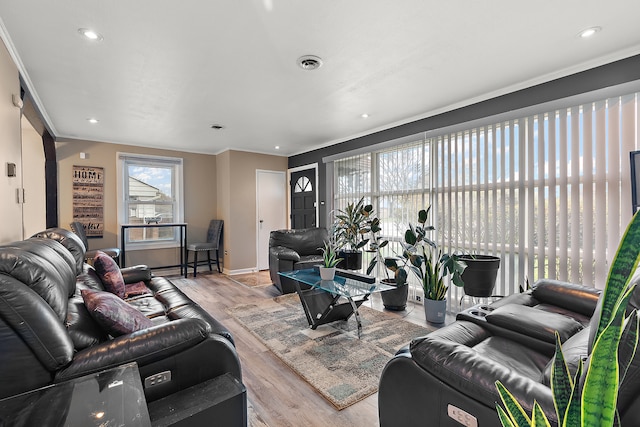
[93,250,125,298]
[124,281,151,298]
[81,288,154,337]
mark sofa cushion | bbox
[81,289,154,337]
[540,326,590,386]
[92,251,125,298]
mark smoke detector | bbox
[297,55,323,71]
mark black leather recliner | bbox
[268,227,328,293]
[378,278,640,426]
[0,228,242,404]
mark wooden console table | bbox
[120,223,188,277]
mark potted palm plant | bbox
[318,241,342,281]
[404,207,466,323]
[333,197,373,270]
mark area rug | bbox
[227,294,430,410]
[228,271,273,288]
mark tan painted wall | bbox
[0,40,23,243]
[56,139,218,268]
[217,150,287,272]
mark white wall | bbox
[21,116,46,237]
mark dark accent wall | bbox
[289,54,640,227]
[43,130,58,228]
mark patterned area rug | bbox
[227,294,430,410]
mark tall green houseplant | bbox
[496,212,640,427]
[333,197,375,270]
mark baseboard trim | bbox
[225,267,259,276]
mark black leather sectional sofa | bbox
[0,228,242,405]
[378,278,640,426]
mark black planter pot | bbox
[337,250,363,270]
[380,279,408,311]
[460,255,501,297]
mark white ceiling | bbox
[1,1,640,156]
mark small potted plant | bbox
[318,241,342,280]
[333,197,374,270]
[404,207,466,323]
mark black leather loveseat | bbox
[0,228,242,405]
[268,227,328,293]
[378,278,640,426]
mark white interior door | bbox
[257,170,286,270]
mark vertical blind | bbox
[333,92,640,306]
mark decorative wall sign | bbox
[72,166,104,238]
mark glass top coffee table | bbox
[278,268,394,338]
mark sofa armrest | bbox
[121,265,152,284]
[409,321,558,425]
[485,304,584,343]
[270,246,301,262]
[532,279,601,316]
[54,318,211,381]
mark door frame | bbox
[287,163,319,229]
[256,169,287,271]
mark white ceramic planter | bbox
[319,266,336,280]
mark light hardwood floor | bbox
[168,270,452,427]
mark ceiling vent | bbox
[297,55,323,71]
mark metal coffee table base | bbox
[294,282,369,338]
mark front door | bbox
[290,168,316,229]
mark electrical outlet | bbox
[416,295,422,302]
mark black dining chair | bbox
[70,221,121,265]
[187,220,223,277]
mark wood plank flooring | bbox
[167,270,452,427]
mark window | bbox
[117,153,184,248]
[332,89,640,306]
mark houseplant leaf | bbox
[496,381,532,426]
[595,212,640,340]
[581,285,635,425]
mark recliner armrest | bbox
[54,318,211,381]
[485,304,583,343]
[408,328,558,425]
[121,265,152,284]
[269,246,301,262]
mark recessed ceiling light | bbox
[78,28,103,41]
[275,146,280,150]
[579,26,601,38]
[87,118,99,124]
[297,55,323,71]
[211,124,225,130]
[361,113,369,119]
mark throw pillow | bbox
[124,280,151,298]
[92,250,125,298]
[81,288,154,337]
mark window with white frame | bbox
[117,153,184,247]
[332,90,640,305]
